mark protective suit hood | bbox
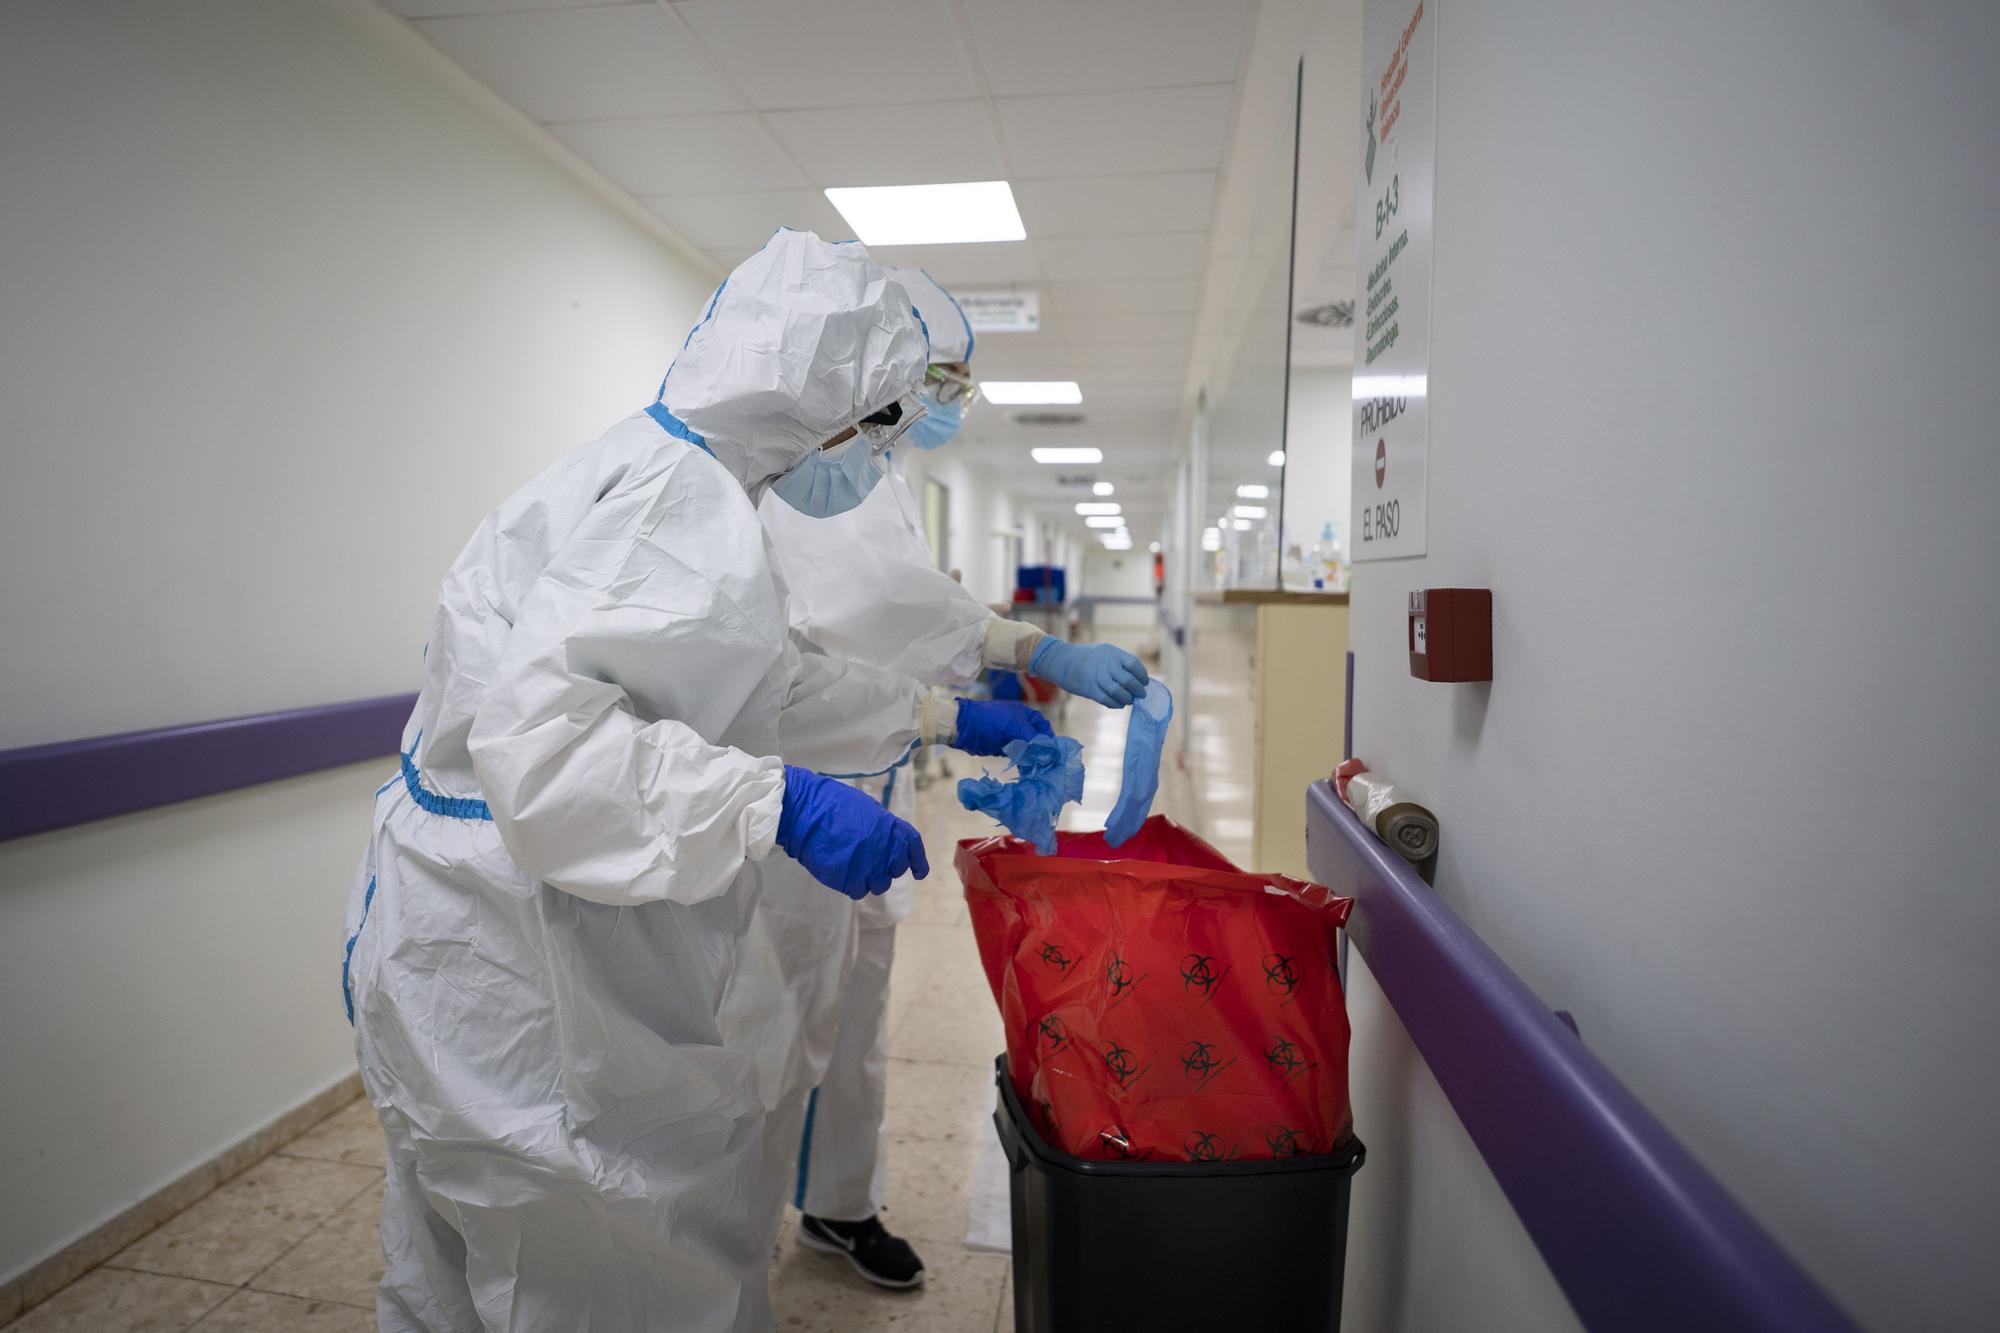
[660,230,930,497]
[884,266,975,365]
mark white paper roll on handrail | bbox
[1334,759,1439,864]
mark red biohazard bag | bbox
[959,815,1354,1164]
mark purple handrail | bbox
[0,694,417,842]
[1308,782,1860,1331]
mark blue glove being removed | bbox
[1104,680,1173,847]
[1028,638,1150,708]
[775,765,929,900]
[953,697,1054,757]
[958,734,1085,855]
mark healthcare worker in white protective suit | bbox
[341,230,1057,1333]
[757,267,1153,1288]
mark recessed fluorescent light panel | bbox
[1232,517,1253,530]
[1031,447,1101,464]
[823,180,1026,246]
[1074,502,1121,516]
[1102,536,1134,550]
[1236,484,1270,499]
[1093,482,1115,497]
[1085,516,1124,529]
[984,381,1083,405]
[1232,504,1267,519]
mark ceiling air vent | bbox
[1010,411,1087,428]
[1296,300,1354,329]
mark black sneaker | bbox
[798,1213,927,1289]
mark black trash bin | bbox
[993,1057,1364,1333]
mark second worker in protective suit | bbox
[342,230,1054,1333]
[755,267,1151,1288]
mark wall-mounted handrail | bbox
[1307,781,1860,1332]
[0,694,416,842]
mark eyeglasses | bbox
[925,364,980,407]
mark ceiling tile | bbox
[1037,232,1206,282]
[1060,312,1197,344]
[964,0,1252,97]
[1045,276,1201,316]
[391,1,609,15]
[958,322,1047,346]
[995,85,1233,178]
[388,0,608,13]
[1067,341,1193,370]
[766,101,1004,187]
[412,7,738,121]
[551,114,805,195]
[1074,368,1189,396]
[643,190,853,253]
[969,347,1074,382]
[861,241,1042,288]
[1014,171,1217,238]
[675,0,972,110]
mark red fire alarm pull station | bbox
[1409,588,1492,682]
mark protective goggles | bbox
[853,391,928,452]
[925,364,980,408]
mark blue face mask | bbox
[904,392,963,450]
[770,437,886,518]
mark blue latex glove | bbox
[954,697,1054,757]
[1104,680,1173,848]
[1029,638,1150,708]
[958,734,1086,855]
[775,765,929,900]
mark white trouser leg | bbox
[799,922,897,1221]
[375,1105,482,1333]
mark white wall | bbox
[0,0,715,1284]
[1341,954,1578,1333]
[1344,2,2000,1330]
[899,448,1023,607]
[1281,365,1353,575]
[1077,546,1155,629]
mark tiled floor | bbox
[11,626,1255,1333]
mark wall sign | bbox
[954,289,1040,333]
[1351,0,1436,561]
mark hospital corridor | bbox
[3,3,1997,1332]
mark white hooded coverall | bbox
[754,267,1042,1226]
[342,231,942,1333]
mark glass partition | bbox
[1280,41,1361,593]
[1202,61,1302,591]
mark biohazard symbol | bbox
[1265,1035,1306,1079]
[1180,953,1222,997]
[1181,1039,1222,1082]
[1102,1041,1140,1085]
[1266,1125,1309,1159]
[1106,955,1135,997]
[1038,941,1075,973]
[1184,1130,1224,1163]
[1262,953,1301,997]
[1038,1014,1069,1051]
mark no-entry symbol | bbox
[1374,438,1387,489]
